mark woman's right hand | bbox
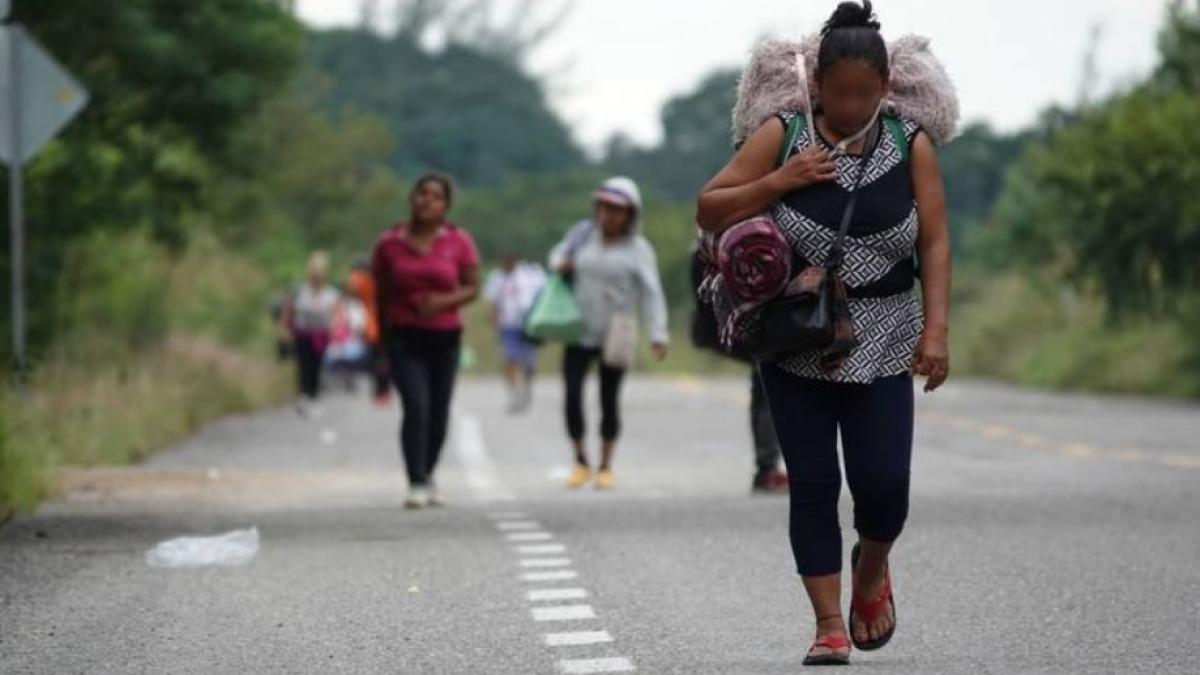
[773,145,837,192]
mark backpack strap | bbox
[776,114,805,168]
[881,114,920,276]
[883,114,909,162]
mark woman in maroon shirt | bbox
[372,174,481,510]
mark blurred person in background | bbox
[372,173,481,510]
[484,252,546,413]
[550,176,669,491]
[347,257,391,405]
[324,290,369,392]
[279,251,341,418]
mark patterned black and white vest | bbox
[771,111,925,383]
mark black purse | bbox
[754,122,880,364]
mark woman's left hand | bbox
[651,342,668,362]
[912,328,949,392]
[416,294,449,318]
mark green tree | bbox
[991,90,1200,316]
[306,23,582,186]
[936,122,1028,253]
[11,0,302,244]
[209,83,408,264]
[2,0,302,361]
[1156,0,1200,92]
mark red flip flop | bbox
[849,542,896,651]
[802,632,851,666]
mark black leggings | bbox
[758,365,914,577]
[563,345,626,442]
[369,343,390,398]
[386,327,461,488]
[750,370,782,472]
[295,332,326,398]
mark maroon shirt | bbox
[372,222,480,331]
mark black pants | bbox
[386,327,461,488]
[295,332,326,398]
[759,365,914,576]
[369,343,390,398]
[750,371,782,472]
[563,345,626,442]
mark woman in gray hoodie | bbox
[549,176,669,490]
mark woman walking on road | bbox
[697,1,953,665]
[372,173,481,510]
[280,251,341,418]
[484,252,546,413]
[551,177,669,491]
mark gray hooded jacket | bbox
[548,177,669,348]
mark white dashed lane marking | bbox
[520,557,572,568]
[506,531,554,542]
[522,570,580,582]
[544,631,614,647]
[558,657,636,673]
[527,588,589,602]
[517,543,567,555]
[459,409,636,673]
[532,605,597,622]
[453,414,515,501]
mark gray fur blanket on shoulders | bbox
[732,34,960,146]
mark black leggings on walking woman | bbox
[758,365,914,577]
[386,327,461,487]
[563,345,626,441]
[294,332,327,398]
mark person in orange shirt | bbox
[348,257,390,404]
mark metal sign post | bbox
[0,20,88,374]
[7,23,24,373]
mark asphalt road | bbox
[2,374,1199,674]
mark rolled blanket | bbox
[698,216,791,351]
[717,216,792,304]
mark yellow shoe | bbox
[565,464,592,489]
[594,469,615,491]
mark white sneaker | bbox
[427,483,444,508]
[404,487,429,510]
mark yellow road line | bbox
[1061,443,1097,460]
[924,414,1195,469]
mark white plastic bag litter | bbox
[145,527,260,568]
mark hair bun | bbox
[822,1,881,36]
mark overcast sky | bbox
[297,0,1176,153]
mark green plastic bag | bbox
[524,275,582,343]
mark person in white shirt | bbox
[483,253,546,412]
[280,252,342,416]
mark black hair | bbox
[818,1,888,80]
[413,172,456,207]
